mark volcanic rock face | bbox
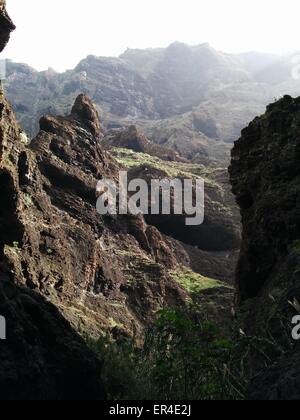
[102,125,183,162]
[230,95,300,302]
[105,129,241,254]
[0,0,15,52]
[0,88,193,398]
[71,93,102,137]
[229,95,300,400]
[0,6,105,399]
[0,88,104,399]
[8,93,190,336]
[5,42,294,162]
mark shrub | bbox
[89,306,240,400]
[291,240,300,255]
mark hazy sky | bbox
[2,0,300,72]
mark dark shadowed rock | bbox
[0,88,191,398]
[71,93,102,137]
[0,0,15,53]
[230,95,300,302]
[229,95,300,400]
[0,41,104,400]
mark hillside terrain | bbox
[230,95,300,400]
[0,2,239,398]
[2,0,300,401]
[4,42,300,164]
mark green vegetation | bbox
[170,268,228,294]
[291,240,300,255]
[111,147,219,187]
[88,307,240,400]
[13,241,20,251]
[88,302,295,400]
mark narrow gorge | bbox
[1,0,300,401]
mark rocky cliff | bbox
[229,95,300,400]
[0,3,106,400]
[6,43,300,163]
[0,0,15,52]
[0,87,192,398]
[16,93,193,337]
[0,3,239,397]
[0,0,249,399]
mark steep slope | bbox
[103,127,240,283]
[5,43,300,163]
[102,125,183,162]
[1,61,236,399]
[109,146,240,253]
[229,95,300,400]
[0,0,15,52]
[124,42,250,118]
[0,4,104,400]
[7,93,194,338]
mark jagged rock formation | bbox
[0,87,194,398]
[229,95,300,400]
[103,127,240,283]
[6,43,300,162]
[102,125,183,162]
[0,0,15,52]
[0,5,105,400]
[6,93,192,339]
[0,56,236,399]
[1,82,236,352]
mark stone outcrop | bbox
[106,129,241,254]
[229,95,300,400]
[5,42,292,163]
[0,0,15,53]
[7,93,189,338]
[102,125,183,162]
[71,93,102,137]
[0,85,193,397]
[0,7,105,396]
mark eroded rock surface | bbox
[0,88,104,401]
[8,94,190,339]
[0,5,105,399]
[229,95,300,400]
[0,0,15,53]
[102,125,183,162]
[106,134,241,255]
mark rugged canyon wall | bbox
[0,86,193,399]
[0,2,206,399]
[230,95,300,400]
[0,1,240,400]
[0,0,15,52]
[0,3,106,400]
[5,42,290,163]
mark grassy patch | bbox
[170,268,228,294]
[291,240,300,255]
[111,147,219,187]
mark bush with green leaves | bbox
[89,306,241,400]
[142,309,236,400]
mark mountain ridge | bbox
[4,42,300,165]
